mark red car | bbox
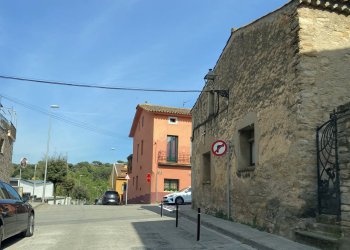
[0,180,34,248]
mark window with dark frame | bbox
[167,135,178,162]
[136,176,138,190]
[239,125,255,169]
[168,117,178,124]
[248,130,255,166]
[202,152,211,183]
[0,138,4,154]
[141,140,143,155]
[164,179,179,191]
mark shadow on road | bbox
[2,234,24,249]
[140,204,175,218]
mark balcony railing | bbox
[158,151,190,165]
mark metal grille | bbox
[316,111,341,219]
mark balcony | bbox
[157,151,191,167]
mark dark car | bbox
[0,180,34,248]
[102,191,120,205]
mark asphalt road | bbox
[2,204,256,250]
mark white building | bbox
[10,178,54,199]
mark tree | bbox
[72,185,89,203]
[61,178,75,197]
[46,155,67,204]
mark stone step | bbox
[294,229,340,250]
[317,214,339,225]
[309,223,342,237]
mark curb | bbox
[178,210,318,250]
[179,211,273,250]
[29,202,46,209]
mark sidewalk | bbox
[29,201,46,209]
[177,205,319,250]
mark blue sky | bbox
[0,0,288,164]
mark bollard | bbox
[176,204,179,227]
[161,202,163,217]
[197,208,201,241]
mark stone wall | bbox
[0,115,16,182]
[337,103,350,239]
[191,1,350,239]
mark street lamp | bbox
[42,104,59,203]
[111,148,116,191]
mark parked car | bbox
[0,180,34,248]
[163,187,192,205]
[102,191,120,205]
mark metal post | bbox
[19,167,22,187]
[161,202,163,217]
[176,204,179,227]
[43,116,52,203]
[112,163,115,191]
[125,180,128,205]
[197,208,201,241]
[32,164,37,201]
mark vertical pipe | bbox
[316,126,321,215]
[176,204,179,227]
[333,112,341,221]
[197,208,201,241]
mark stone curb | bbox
[178,209,319,250]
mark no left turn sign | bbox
[211,140,227,156]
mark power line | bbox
[0,75,205,93]
[0,93,117,138]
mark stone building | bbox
[0,109,16,182]
[191,0,350,247]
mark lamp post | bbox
[111,148,116,191]
[32,164,37,201]
[42,104,59,203]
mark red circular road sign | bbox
[211,140,227,156]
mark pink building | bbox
[128,104,192,204]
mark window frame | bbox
[202,151,211,184]
[235,112,259,174]
[168,117,178,125]
[166,135,178,162]
[164,179,179,192]
[0,138,5,154]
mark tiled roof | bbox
[114,164,127,178]
[138,104,191,116]
[299,0,350,14]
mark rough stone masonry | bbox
[191,0,350,240]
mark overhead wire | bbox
[0,93,117,137]
[0,75,206,93]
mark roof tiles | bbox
[138,104,191,116]
[299,0,350,14]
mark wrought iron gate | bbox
[316,111,341,219]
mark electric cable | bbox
[0,75,206,93]
[0,93,117,137]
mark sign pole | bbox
[19,167,22,187]
[125,174,130,205]
[125,179,128,205]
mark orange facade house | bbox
[128,104,192,204]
